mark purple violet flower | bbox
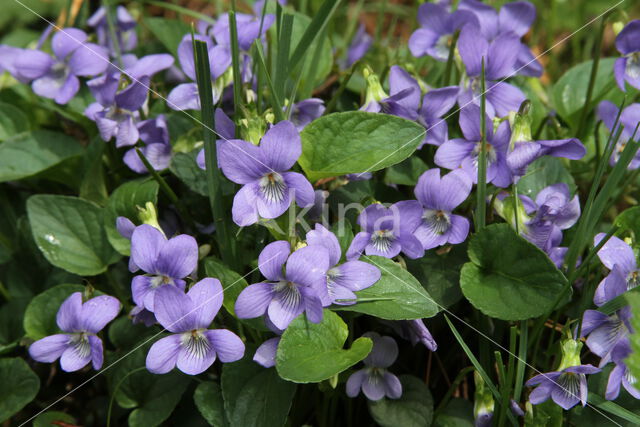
[13,28,109,104]
[254,336,281,368]
[523,183,580,255]
[597,101,640,170]
[85,73,150,147]
[593,234,639,307]
[130,305,156,327]
[29,292,121,372]
[607,360,640,401]
[581,307,632,367]
[458,0,542,77]
[218,120,315,226]
[197,108,235,170]
[412,168,472,250]
[130,224,198,312]
[289,98,325,131]
[614,20,640,91]
[526,339,600,410]
[168,34,229,111]
[362,66,420,120]
[234,241,330,330]
[123,115,172,174]
[343,24,373,69]
[409,2,478,61]
[346,202,424,260]
[457,24,525,118]
[392,319,438,351]
[87,6,137,54]
[418,85,459,147]
[346,332,402,401]
[435,104,512,187]
[306,224,381,305]
[145,278,244,375]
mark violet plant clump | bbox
[3,1,640,425]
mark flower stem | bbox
[475,58,488,231]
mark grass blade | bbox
[229,3,243,133]
[289,0,340,71]
[193,38,236,267]
[475,58,487,231]
[254,41,285,122]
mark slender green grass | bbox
[192,38,236,268]
[289,0,340,71]
[229,3,244,134]
[475,59,488,231]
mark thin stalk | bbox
[229,4,244,134]
[434,366,474,414]
[374,0,388,46]
[107,367,148,427]
[576,12,609,138]
[475,58,488,231]
[193,39,236,268]
[324,61,360,115]
[443,30,460,87]
[254,42,285,121]
[104,0,123,68]
[513,322,527,402]
[565,98,626,275]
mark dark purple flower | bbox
[418,86,459,147]
[614,20,640,91]
[85,73,149,147]
[409,2,478,61]
[123,115,172,174]
[218,120,315,226]
[14,28,109,104]
[526,339,600,410]
[130,305,156,327]
[344,24,373,68]
[393,319,438,351]
[346,332,402,401]
[593,234,639,307]
[234,241,330,330]
[458,0,542,77]
[168,34,229,111]
[606,360,640,401]
[597,101,640,169]
[254,337,280,368]
[435,104,512,187]
[412,168,472,250]
[289,98,325,131]
[146,279,244,375]
[581,307,632,367]
[346,202,424,260]
[362,66,420,120]
[306,224,380,305]
[87,6,137,54]
[457,24,526,118]
[523,183,580,254]
[130,225,198,312]
[29,292,120,372]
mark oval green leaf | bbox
[0,358,40,423]
[276,310,372,383]
[23,283,85,340]
[337,256,439,319]
[552,58,617,128]
[0,130,83,182]
[368,375,434,427]
[460,224,568,321]
[221,352,296,427]
[299,112,425,181]
[27,195,120,276]
[204,257,249,317]
[194,381,227,427]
